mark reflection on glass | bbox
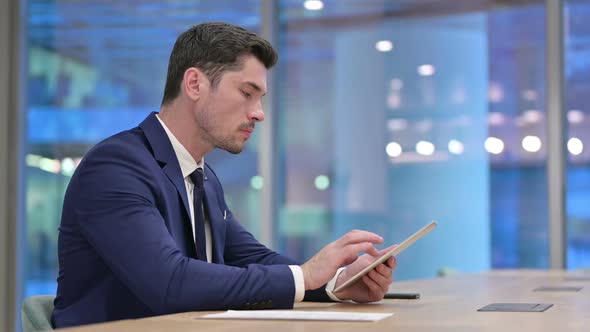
[565,0,590,269]
[484,4,549,269]
[278,1,499,280]
[278,1,551,277]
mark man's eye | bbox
[242,91,252,98]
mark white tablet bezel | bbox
[333,221,437,293]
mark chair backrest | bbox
[437,267,458,277]
[21,295,55,332]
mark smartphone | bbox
[384,293,420,299]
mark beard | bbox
[217,137,244,154]
[196,105,247,154]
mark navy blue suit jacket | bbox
[52,112,330,328]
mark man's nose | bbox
[249,103,265,122]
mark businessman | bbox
[52,22,397,328]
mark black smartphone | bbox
[384,293,420,299]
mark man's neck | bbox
[158,103,211,162]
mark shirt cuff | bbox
[325,267,347,302]
[289,265,305,302]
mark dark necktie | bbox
[189,168,207,261]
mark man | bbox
[52,22,396,328]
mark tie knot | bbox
[189,168,204,187]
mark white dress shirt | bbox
[155,114,341,303]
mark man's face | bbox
[195,55,267,154]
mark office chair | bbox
[21,295,55,332]
[437,267,458,277]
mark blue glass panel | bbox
[565,0,590,270]
[278,1,549,278]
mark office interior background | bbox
[1,0,589,330]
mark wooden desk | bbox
[61,270,590,332]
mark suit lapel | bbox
[139,112,191,219]
[140,112,226,262]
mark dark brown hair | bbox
[161,22,278,106]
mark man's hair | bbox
[161,22,278,106]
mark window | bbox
[276,0,549,278]
[565,0,590,269]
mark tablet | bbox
[333,221,437,293]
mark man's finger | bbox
[385,256,397,268]
[368,269,391,293]
[362,274,384,298]
[338,230,384,247]
[376,263,392,277]
[345,242,379,257]
[377,244,397,256]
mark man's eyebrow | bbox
[244,82,267,96]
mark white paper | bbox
[200,310,393,322]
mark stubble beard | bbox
[197,105,244,155]
[218,137,244,154]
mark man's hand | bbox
[300,230,384,290]
[333,245,397,302]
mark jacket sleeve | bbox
[205,166,332,302]
[222,217,332,302]
[72,142,296,314]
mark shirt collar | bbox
[156,113,204,178]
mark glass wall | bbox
[23,0,262,298]
[565,0,590,269]
[276,0,550,278]
[488,4,549,268]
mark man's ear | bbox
[183,67,207,101]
